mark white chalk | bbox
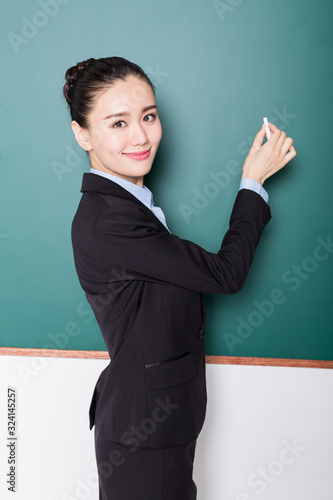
[263,117,271,140]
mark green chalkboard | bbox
[1,0,332,360]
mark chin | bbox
[144,162,154,174]
[131,160,154,177]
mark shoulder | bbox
[73,191,159,238]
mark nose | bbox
[130,121,149,146]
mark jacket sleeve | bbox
[93,189,271,294]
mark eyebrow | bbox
[103,105,157,120]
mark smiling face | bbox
[71,74,162,187]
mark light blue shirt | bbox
[90,168,171,232]
[239,177,269,204]
[90,168,268,233]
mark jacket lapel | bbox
[80,173,170,234]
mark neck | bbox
[90,163,144,188]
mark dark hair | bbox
[63,56,156,128]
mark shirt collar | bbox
[89,168,154,210]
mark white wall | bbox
[0,355,332,500]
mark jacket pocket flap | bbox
[145,351,197,390]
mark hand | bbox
[242,122,297,185]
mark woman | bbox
[63,56,296,499]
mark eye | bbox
[143,113,156,122]
[111,114,157,128]
[112,120,126,128]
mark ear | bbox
[71,120,92,151]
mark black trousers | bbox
[94,429,197,499]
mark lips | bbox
[123,149,151,160]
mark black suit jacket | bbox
[71,173,271,448]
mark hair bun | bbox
[63,58,95,107]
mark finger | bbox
[281,145,297,167]
[266,121,288,146]
[249,125,266,153]
[275,130,287,152]
[262,121,277,141]
[262,121,282,146]
[268,126,283,147]
[281,137,294,156]
[267,122,281,134]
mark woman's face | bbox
[73,74,162,186]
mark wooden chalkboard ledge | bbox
[0,348,332,369]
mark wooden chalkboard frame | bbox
[1,347,332,368]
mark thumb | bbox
[249,125,266,154]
